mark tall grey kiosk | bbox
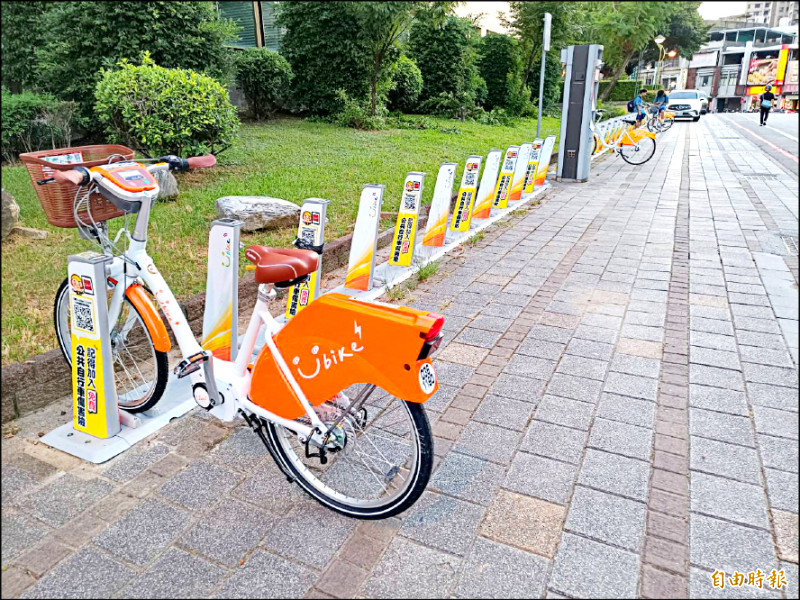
[557,44,604,183]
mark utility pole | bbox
[537,12,551,139]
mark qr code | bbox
[464,173,476,186]
[403,193,416,211]
[73,297,94,333]
[419,362,436,393]
[300,227,315,245]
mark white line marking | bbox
[764,125,799,142]
[722,116,799,164]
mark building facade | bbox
[671,23,797,112]
[745,2,799,27]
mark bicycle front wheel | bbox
[646,117,660,133]
[54,279,168,412]
[660,118,674,131]
[619,136,656,166]
[264,383,433,519]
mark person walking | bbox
[760,84,776,126]
[633,89,649,127]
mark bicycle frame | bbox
[91,167,440,448]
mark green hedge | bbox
[1,88,75,162]
[235,48,293,120]
[598,80,658,102]
[95,56,239,157]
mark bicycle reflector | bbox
[423,313,445,341]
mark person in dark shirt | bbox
[760,85,775,126]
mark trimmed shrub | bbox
[333,90,387,130]
[235,48,293,120]
[387,55,423,113]
[94,57,239,157]
[598,80,658,102]
[1,88,75,162]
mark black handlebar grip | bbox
[37,177,56,185]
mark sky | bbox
[458,2,748,33]
[697,2,748,20]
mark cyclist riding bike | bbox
[653,89,669,122]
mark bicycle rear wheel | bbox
[619,137,656,166]
[54,279,168,412]
[660,118,674,131]
[263,383,433,519]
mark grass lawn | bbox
[1,114,560,365]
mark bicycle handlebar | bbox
[36,154,216,185]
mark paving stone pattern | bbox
[1,117,798,599]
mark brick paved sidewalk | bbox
[2,117,798,599]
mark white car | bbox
[666,90,705,121]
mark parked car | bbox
[666,90,705,121]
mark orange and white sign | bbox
[472,149,502,221]
[389,172,425,267]
[345,185,384,291]
[202,220,240,359]
[449,156,482,232]
[522,139,543,196]
[422,163,456,247]
[507,142,533,203]
[286,199,329,319]
[536,136,556,186]
[492,146,520,210]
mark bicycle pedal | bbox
[174,350,211,379]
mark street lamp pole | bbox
[653,35,666,90]
[537,12,552,139]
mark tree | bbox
[34,2,236,124]
[0,2,57,92]
[502,2,585,91]
[640,2,709,64]
[478,33,521,111]
[591,3,676,101]
[408,11,483,106]
[278,2,374,115]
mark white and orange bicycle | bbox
[24,147,443,518]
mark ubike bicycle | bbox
[34,151,443,519]
[591,109,657,165]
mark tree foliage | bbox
[478,33,521,111]
[277,2,373,116]
[0,2,57,93]
[640,2,709,63]
[408,10,484,110]
[33,2,236,125]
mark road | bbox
[716,111,800,176]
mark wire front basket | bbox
[20,145,135,228]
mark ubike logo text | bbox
[292,321,364,380]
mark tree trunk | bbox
[371,73,378,117]
[599,49,636,102]
[522,49,536,89]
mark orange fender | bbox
[125,283,171,353]
[250,293,441,420]
[621,128,657,145]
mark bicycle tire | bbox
[619,136,656,166]
[264,393,433,520]
[661,119,674,131]
[646,117,660,133]
[54,278,168,413]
